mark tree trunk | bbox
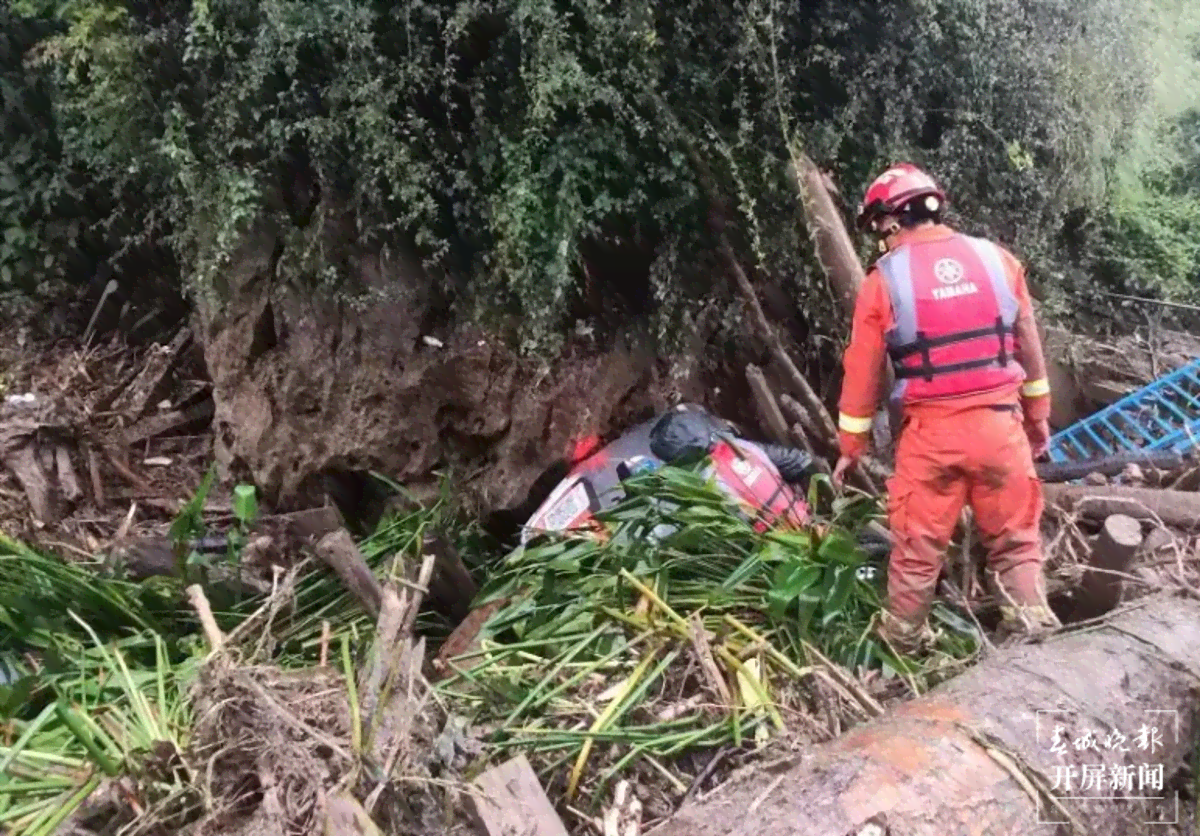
[1043,483,1200,530]
[787,155,866,317]
[787,153,902,464]
[746,364,793,447]
[1068,515,1143,621]
[649,594,1200,836]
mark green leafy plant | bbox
[434,462,978,809]
[4,0,1197,351]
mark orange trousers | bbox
[885,403,1046,624]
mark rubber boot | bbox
[992,571,1061,641]
[877,609,940,656]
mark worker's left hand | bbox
[832,455,856,488]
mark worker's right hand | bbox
[1024,418,1050,460]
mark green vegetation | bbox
[2,0,1198,352]
[434,465,976,808]
[0,463,980,825]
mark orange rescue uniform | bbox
[838,224,1052,627]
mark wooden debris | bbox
[401,554,436,638]
[745,364,791,446]
[91,437,154,494]
[466,754,570,836]
[787,153,866,317]
[259,505,345,546]
[1168,465,1200,492]
[689,613,733,710]
[314,529,384,619]
[2,434,55,525]
[324,792,384,836]
[1042,325,1200,427]
[1043,483,1200,530]
[788,423,827,471]
[717,234,838,447]
[1069,514,1143,621]
[357,586,405,744]
[128,496,232,516]
[1035,450,1186,484]
[778,393,812,434]
[421,531,479,622]
[122,398,214,446]
[358,555,436,773]
[54,444,82,502]
[187,584,224,652]
[82,440,105,507]
[109,329,193,420]
[431,596,512,681]
[787,152,902,458]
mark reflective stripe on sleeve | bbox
[838,413,874,434]
[1021,378,1050,398]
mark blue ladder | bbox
[1047,358,1200,464]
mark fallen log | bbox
[1043,483,1200,530]
[1068,514,1143,621]
[1036,451,1187,484]
[787,153,865,316]
[650,594,1200,836]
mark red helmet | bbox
[856,163,946,231]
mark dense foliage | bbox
[2,0,1199,349]
[440,464,976,806]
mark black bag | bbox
[648,410,730,463]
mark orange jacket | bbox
[837,224,1051,459]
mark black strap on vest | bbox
[889,316,1014,383]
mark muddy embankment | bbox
[193,225,775,534]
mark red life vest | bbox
[877,232,1025,403]
[708,440,808,532]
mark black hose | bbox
[757,443,817,485]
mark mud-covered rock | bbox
[195,226,678,515]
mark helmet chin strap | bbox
[873,217,902,252]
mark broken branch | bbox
[314,529,384,619]
[186,584,224,652]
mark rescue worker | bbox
[832,163,1059,653]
